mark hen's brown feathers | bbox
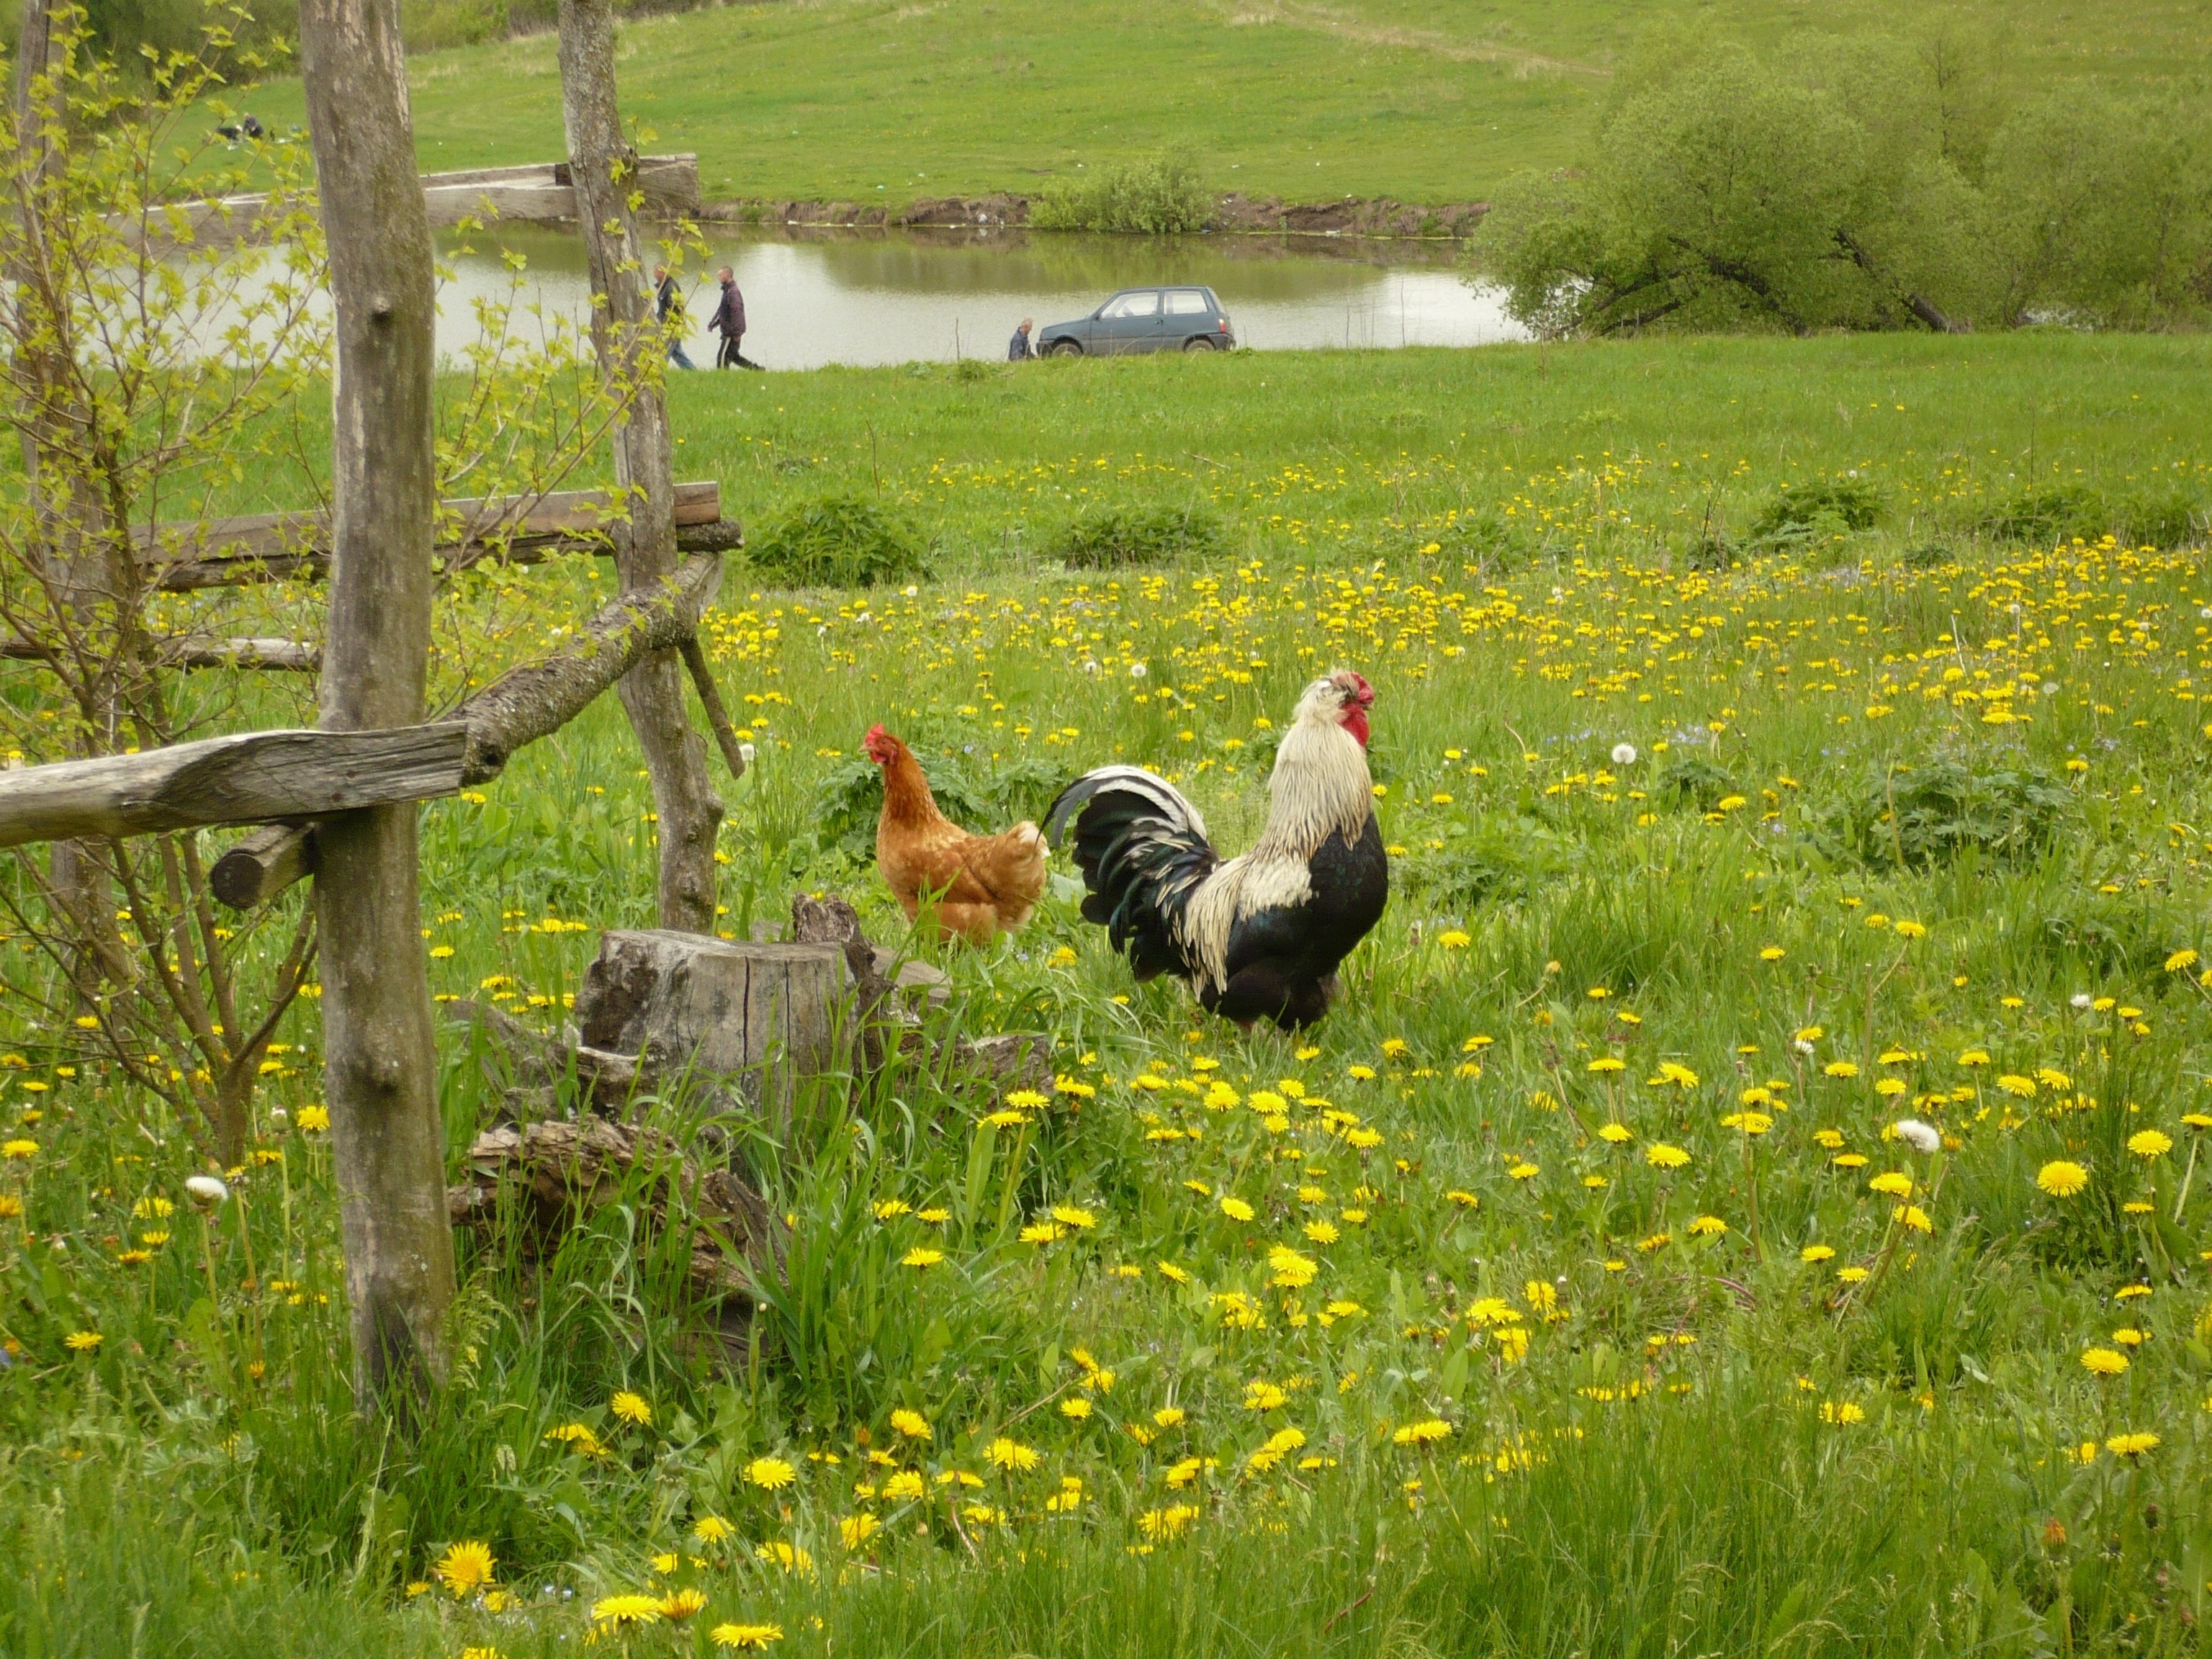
[869,729,1046,945]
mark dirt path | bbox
[1226,0,1611,78]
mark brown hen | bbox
[863,725,1048,944]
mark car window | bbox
[1163,289,1210,316]
[1100,290,1160,318]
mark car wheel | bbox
[1182,336,1220,353]
[1048,339,1083,358]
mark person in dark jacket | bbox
[1008,318,1035,361]
[709,268,760,369]
[655,265,695,369]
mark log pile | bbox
[444,1117,778,1311]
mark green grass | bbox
[223,0,2212,208]
[6,333,2212,1654]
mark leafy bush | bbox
[2112,491,2207,549]
[1975,483,2107,545]
[1030,153,1210,235]
[1750,479,1884,543]
[1051,503,1223,569]
[1409,814,1578,907]
[748,492,929,588]
[1836,757,2072,867]
[1654,754,1737,811]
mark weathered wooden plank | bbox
[0,727,468,850]
[137,481,721,579]
[150,155,703,247]
[210,824,316,909]
[2,634,319,671]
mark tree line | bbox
[1475,35,2212,336]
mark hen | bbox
[863,725,1048,945]
[1046,668,1387,1030]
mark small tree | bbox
[0,1,650,1173]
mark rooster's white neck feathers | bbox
[1177,680,1375,992]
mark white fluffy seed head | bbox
[1893,1118,1942,1155]
[1611,742,1638,766]
[2070,992,2092,1010]
[185,1174,229,1208]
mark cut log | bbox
[0,726,468,850]
[210,824,316,909]
[572,930,852,1131]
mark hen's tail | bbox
[1046,766,1218,981]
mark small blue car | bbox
[1038,286,1236,356]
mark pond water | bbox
[430,225,1528,369]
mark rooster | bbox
[863,725,1048,945]
[1046,668,1386,1030]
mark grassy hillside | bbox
[8,334,2212,1655]
[228,0,2212,207]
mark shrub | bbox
[1974,483,2105,545]
[1030,153,1210,235]
[1836,757,2072,868]
[1051,503,1223,569]
[1750,479,1883,544]
[748,492,929,588]
[1654,754,1737,811]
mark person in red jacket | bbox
[709,268,760,369]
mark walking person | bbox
[655,265,695,370]
[709,267,760,369]
[1007,318,1035,361]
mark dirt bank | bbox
[695,192,1485,238]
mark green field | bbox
[6,335,2212,1655]
[221,0,2212,207]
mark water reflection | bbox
[434,225,1527,367]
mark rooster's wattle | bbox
[1046,669,1387,1030]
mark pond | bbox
[431,224,1529,369]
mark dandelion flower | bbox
[986,1437,1040,1472]
[889,1408,930,1440]
[1868,1171,1915,1199]
[1645,1143,1690,1169]
[610,1390,652,1426]
[1892,1119,1941,1154]
[1392,1419,1452,1446]
[2105,1432,2159,1457]
[1218,1196,1256,1222]
[435,1541,496,1599]
[64,1331,102,1353]
[744,1456,796,1491]
[660,1588,710,1622]
[1598,1123,1632,1144]
[2127,1129,2173,1159]
[2036,1161,2089,1197]
[691,1515,734,1545]
[900,1248,945,1269]
[2080,1348,2128,1377]
[1686,1215,1728,1237]
[590,1595,662,1628]
[1799,1244,1835,1263]
[840,1513,881,1550]
[712,1624,785,1650]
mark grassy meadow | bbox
[6,333,2212,1656]
[217,0,2212,207]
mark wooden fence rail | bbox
[140,480,729,590]
[0,552,727,858]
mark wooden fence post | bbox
[557,0,724,935]
[297,0,456,1410]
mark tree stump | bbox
[572,930,853,1133]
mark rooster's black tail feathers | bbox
[1046,766,1217,981]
